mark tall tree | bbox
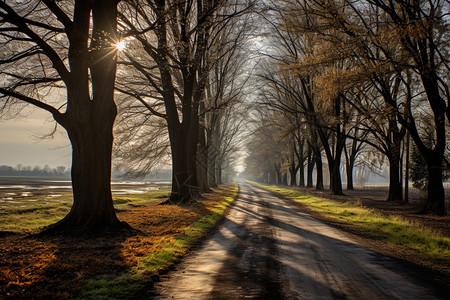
[290,0,448,212]
[199,6,252,189]
[368,0,448,215]
[259,1,351,194]
[0,0,126,231]
[117,0,251,203]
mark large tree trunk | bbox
[387,155,403,202]
[315,149,324,190]
[169,130,187,202]
[168,123,199,203]
[290,160,297,186]
[345,144,357,190]
[44,0,125,233]
[329,159,344,195]
[346,160,354,190]
[319,124,345,195]
[307,149,314,188]
[404,132,410,203]
[299,164,305,187]
[216,160,223,185]
[52,121,122,232]
[325,139,345,195]
[418,71,447,215]
[327,140,344,195]
[425,156,446,215]
[167,75,202,203]
[207,128,218,187]
[298,139,305,187]
[197,125,211,193]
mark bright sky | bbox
[0,107,71,168]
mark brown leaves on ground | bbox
[0,185,235,299]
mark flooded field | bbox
[0,176,170,210]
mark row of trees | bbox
[244,0,448,215]
[113,0,251,199]
[0,0,251,232]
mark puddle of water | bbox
[0,185,27,189]
[113,190,146,194]
[36,186,72,189]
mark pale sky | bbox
[0,108,71,168]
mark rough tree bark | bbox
[58,0,125,232]
[344,138,361,191]
[197,100,211,193]
[0,0,126,233]
[387,155,403,202]
[306,146,314,188]
[289,159,297,186]
[207,124,218,187]
[314,148,324,190]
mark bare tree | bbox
[117,0,252,202]
[257,1,355,194]
[0,0,127,232]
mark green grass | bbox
[0,189,171,232]
[76,185,238,299]
[251,182,450,268]
[0,195,73,232]
[134,187,237,274]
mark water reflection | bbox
[0,176,170,209]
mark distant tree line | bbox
[0,164,69,177]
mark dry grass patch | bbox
[0,184,238,299]
[251,182,450,273]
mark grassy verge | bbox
[77,184,238,299]
[1,184,238,299]
[0,190,170,232]
[251,182,450,271]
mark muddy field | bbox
[0,176,170,210]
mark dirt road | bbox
[154,183,445,299]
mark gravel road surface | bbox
[154,182,445,299]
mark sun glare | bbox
[115,40,126,51]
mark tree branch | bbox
[0,87,65,125]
